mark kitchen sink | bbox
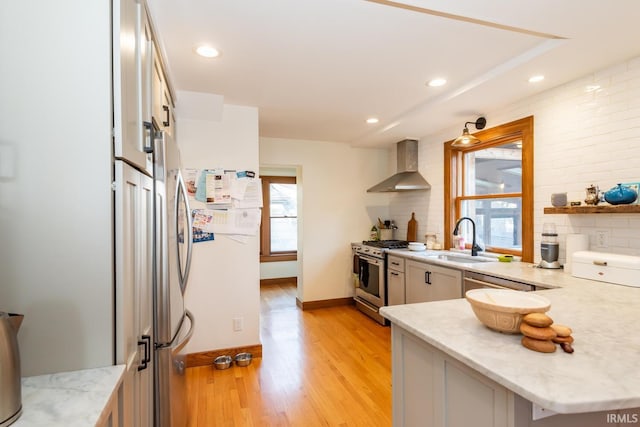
[430,253,497,264]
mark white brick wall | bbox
[391,54,640,263]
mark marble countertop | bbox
[380,272,640,414]
[387,248,600,289]
[13,365,125,426]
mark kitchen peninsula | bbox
[380,261,640,427]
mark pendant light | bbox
[452,117,487,147]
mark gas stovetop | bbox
[362,240,409,249]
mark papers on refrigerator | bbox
[189,169,262,209]
[191,210,215,243]
[186,169,262,240]
[193,169,234,208]
[184,168,199,198]
[191,208,261,236]
[232,177,263,208]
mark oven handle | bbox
[464,277,516,290]
[357,253,384,265]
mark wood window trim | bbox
[260,175,298,263]
[260,253,297,263]
[444,116,534,262]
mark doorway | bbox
[259,165,301,310]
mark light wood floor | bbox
[185,283,392,426]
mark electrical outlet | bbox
[595,230,610,248]
[233,317,243,332]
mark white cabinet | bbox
[387,255,406,306]
[391,325,512,427]
[113,3,174,425]
[115,161,154,427]
[152,45,175,136]
[392,324,637,427]
[113,0,151,174]
[405,260,462,304]
[113,2,161,425]
[140,6,154,144]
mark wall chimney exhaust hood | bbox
[367,139,431,192]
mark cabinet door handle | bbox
[162,105,170,127]
[425,271,431,285]
[143,121,154,153]
[137,334,151,371]
[390,271,399,276]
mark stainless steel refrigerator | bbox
[152,129,195,427]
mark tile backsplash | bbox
[391,54,640,263]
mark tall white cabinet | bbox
[114,1,174,425]
[113,2,155,425]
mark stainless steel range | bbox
[354,240,408,325]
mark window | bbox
[260,176,298,262]
[445,116,534,262]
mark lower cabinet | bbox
[405,260,462,304]
[392,326,511,427]
[391,324,638,427]
[115,161,154,426]
[387,255,406,306]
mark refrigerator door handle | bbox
[174,310,195,353]
[176,173,194,294]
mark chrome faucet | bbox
[453,217,483,256]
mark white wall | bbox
[260,260,297,280]
[260,138,390,302]
[391,54,640,264]
[0,1,114,376]
[177,101,261,353]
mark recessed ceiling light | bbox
[366,117,379,124]
[195,45,220,58]
[427,78,447,87]
[528,75,544,83]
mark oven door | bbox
[355,254,385,308]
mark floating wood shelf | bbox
[544,205,640,214]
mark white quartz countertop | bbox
[13,365,125,426]
[380,274,640,414]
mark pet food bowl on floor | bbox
[213,355,232,370]
[234,352,253,367]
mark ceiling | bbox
[146,0,640,148]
